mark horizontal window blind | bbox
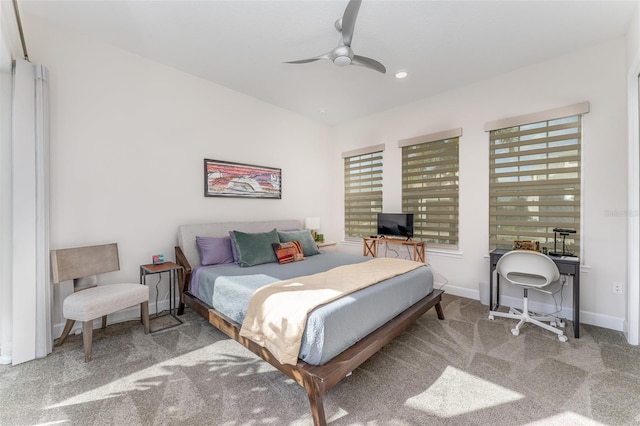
[344,150,383,239]
[402,137,459,248]
[489,115,581,252]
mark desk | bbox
[489,249,581,338]
[363,237,425,263]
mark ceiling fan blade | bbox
[341,0,362,46]
[285,52,332,64]
[285,58,322,64]
[352,55,386,74]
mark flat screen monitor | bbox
[377,213,414,239]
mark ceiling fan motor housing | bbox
[334,56,352,66]
[332,45,353,66]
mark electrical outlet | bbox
[612,282,624,294]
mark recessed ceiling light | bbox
[319,108,327,114]
[395,71,408,79]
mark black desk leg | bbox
[573,273,580,338]
[489,266,494,311]
[489,265,500,311]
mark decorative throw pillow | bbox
[196,236,235,266]
[272,241,305,264]
[228,231,239,263]
[277,230,321,257]
[230,228,280,267]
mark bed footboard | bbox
[181,284,444,425]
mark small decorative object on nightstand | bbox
[317,241,337,252]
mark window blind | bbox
[344,149,383,239]
[401,135,459,248]
[489,115,582,252]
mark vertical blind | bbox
[489,115,582,252]
[401,135,459,248]
[344,148,383,239]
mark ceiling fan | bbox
[285,0,386,74]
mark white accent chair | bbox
[51,243,150,361]
[488,250,568,342]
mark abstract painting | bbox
[204,159,281,199]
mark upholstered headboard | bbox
[177,220,302,268]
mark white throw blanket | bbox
[239,257,424,365]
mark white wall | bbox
[23,16,334,332]
[22,14,633,333]
[330,38,629,330]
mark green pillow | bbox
[231,229,280,267]
[277,230,321,257]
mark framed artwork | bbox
[204,159,281,199]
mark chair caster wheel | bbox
[488,315,494,320]
[511,328,520,336]
[558,335,568,342]
[557,321,566,328]
[551,321,557,327]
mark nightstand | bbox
[317,241,337,252]
[139,261,184,332]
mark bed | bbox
[174,220,444,425]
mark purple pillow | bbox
[196,236,235,266]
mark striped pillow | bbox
[272,241,304,264]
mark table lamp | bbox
[305,217,321,241]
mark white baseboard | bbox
[435,283,479,300]
[437,283,625,332]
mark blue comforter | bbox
[192,252,433,365]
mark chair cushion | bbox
[63,283,149,322]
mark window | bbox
[400,129,461,248]
[486,103,589,252]
[343,145,384,239]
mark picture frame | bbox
[204,159,281,199]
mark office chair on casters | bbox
[488,250,568,342]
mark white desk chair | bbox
[51,243,150,361]
[488,250,567,342]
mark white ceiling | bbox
[20,0,637,126]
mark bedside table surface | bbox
[140,262,182,274]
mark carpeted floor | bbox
[1,294,639,425]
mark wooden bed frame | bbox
[175,243,444,425]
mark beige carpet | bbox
[1,294,639,425]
